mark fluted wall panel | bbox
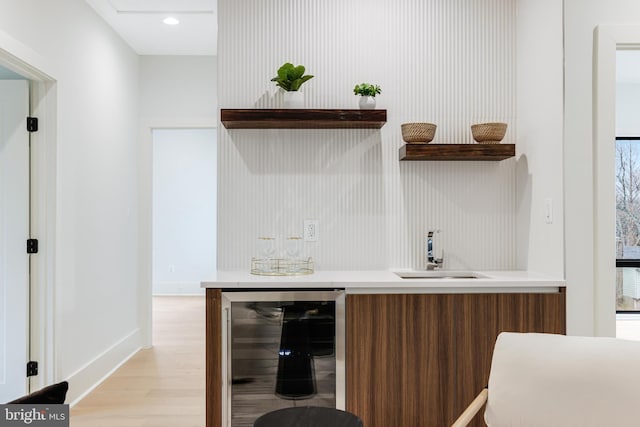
[218,0,517,270]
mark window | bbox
[616,137,640,312]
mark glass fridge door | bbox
[221,290,345,427]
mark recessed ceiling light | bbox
[163,17,180,25]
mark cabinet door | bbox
[496,291,566,334]
[452,294,499,427]
[453,290,566,427]
[347,291,566,427]
[346,294,455,427]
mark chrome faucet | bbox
[426,230,444,270]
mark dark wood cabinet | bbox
[452,294,498,427]
[207,288,566,427]
[346,290,566,427]
[346,294,456,427]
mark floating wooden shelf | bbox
[221,109,387,129]
[399,143,515,161]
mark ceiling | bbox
[85,0,217,55]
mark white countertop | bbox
[201,270,565,294]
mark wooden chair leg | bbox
[451,388,488,427]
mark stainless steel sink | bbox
[394,271,488,279]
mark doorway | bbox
[0,78,30,402]
[151,128,217,295]
[0,38,58,392]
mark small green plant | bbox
[353,83,381,97]
[271,62,314,91]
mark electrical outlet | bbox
[304,220,319,242]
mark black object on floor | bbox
[231,377,255,385]
[8,381,69,404]
[275,314,316,399]
[254,406,364,427]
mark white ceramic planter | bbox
[283,91,304,108]
[358,96,376,109]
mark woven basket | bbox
[401,123,437,144]
[471,122,507,144]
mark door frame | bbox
[139,119,217,348]
[0,30,58,390]
[594,25,640,336]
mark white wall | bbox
[617,82,640,136]
[0,65,26,79]
[139,55,218,123]
[515,0,564,277]
[152,128,216,295]
[564,0,640,335]
[616,50,640,136]
[218,0,519,271]
[137,54,217,345]
[0,0,140,402]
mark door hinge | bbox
[27,238,38,254]
[26,361,38,377]
[26,117,38,132]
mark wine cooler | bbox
[220,290,345,427]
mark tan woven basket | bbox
[401,123,437,143]
[471,122,507,144]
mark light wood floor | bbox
[70,296,205,427]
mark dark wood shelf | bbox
[221,109,387,129]
[399,143,515,161]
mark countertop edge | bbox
[200,270,565,290]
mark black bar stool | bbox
[275,301,336,399]
[308,302,335,356]
[254,406,364,427]
[275,305,316,399]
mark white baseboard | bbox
[65,328,141,407]
[152,281,204,295]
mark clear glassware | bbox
[257,237,276,258]
[256,237,276,272]
[285,236,303,272]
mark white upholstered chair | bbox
[452,332,640,427]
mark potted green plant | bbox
[271,62,314,108]
[353,83,381,109]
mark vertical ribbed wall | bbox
[218,0,517,270]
